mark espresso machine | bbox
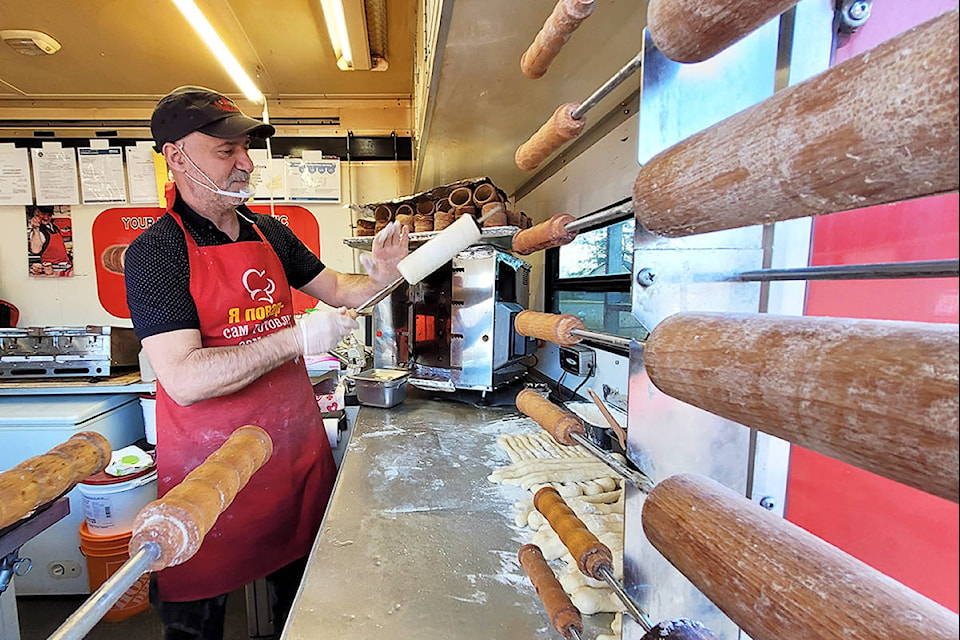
[373,244,536,395]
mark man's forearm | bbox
[328,273,386,308]
[152,327,302,406]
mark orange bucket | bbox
[78,522,150,622]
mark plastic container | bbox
[353,369,409,408]
[78,465,158,534]
[139,393,157,445]
[78,522,150,621]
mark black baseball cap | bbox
[150,86,275,151]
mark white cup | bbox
[140,394,157,445]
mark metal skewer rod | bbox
[570,52,643,121]
[570,328,639,350]
[736,258,959,281]
[49,542,161,640]
[562,200,633,234]
[597,564,654,631]
[569,431,653,492]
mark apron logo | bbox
[242,269,276,304]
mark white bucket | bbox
[78,467,158,534]
[140,394,157,445]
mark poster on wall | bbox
[92,205,321,318]
[31,143,80,205]
[284,152,340,202]
[0,144,33,205]
[250,148,286,201]
[79,144,128,204]
[125,142,162,204]
[27,205,74,277]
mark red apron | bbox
[41,228,69,264]
[155,191,335,602]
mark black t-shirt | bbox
[124,194,325,340]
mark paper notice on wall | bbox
[284,153,340,202]
[31,144,80,205]
[79,143,128,204]
[125,142,161,204]
[249,148,286,200]
[0,144,33,205]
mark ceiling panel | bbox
[0,0,415,110]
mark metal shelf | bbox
[343,225,520,252]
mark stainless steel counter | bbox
[283,392,613,639]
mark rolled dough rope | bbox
[0,431,111,529]
[574,489,623,505]
[518,544,584,638]
[535,487,612,580]
[396,214,482,284]
[514,310,584,347]
[570,585,621,614]
[129,425,273,572]
[516,388,585,445]
[647,0,800,64]
[521,0,597,79]
[633,10,960,238]
[517,463,619,489]
[516,104,586,172]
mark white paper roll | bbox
[397,214,482,284]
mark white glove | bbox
[296,308,358,355]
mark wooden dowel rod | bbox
[648,0,800,64]
[643,312,959,503]
[633,10,959,237]
[643,474,960,640]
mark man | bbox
[28,206,71,274]
[124,86,408,639]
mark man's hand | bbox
[359,221,409,285]
[296,308,359,355]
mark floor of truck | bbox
[15,587,250,640]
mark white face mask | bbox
[177,143,256,200]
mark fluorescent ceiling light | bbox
[319,0,372,71]
[170,0,264,103]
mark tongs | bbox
[355,276,405,315]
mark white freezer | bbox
[0,394,145,595]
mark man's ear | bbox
[162,142,186,171]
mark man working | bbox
[124,86,408,639]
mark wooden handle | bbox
[648,0,799,63]
[512,213,579,255]
[643,474,960,640]
[641,619,723,640]
[514,309,584,346]
[128,425,273,571]
[518,544,583,638]
[515,104,585,171]
[644,312,959,503]
[586,388,627,450]
[0,431,111,529]
[633,10,959,237]
[516,388,586,446]
[534,487,613,579]
[521,0,596,79]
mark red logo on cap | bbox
[214,96,240,113]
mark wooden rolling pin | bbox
[515,104,586,171]
[535,487,722,638]
[647,0,799,64]
[518,544,583,639]
[0,431,111,530]
[643,474,960,640]
[516,388,586,446]
[514,309,585,346]
[512,213,579,254]
[644,312,960,503]
[633,9,959,237]
[128,425,273,571]
[521,0,596,79]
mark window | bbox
[546,205,648,350]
